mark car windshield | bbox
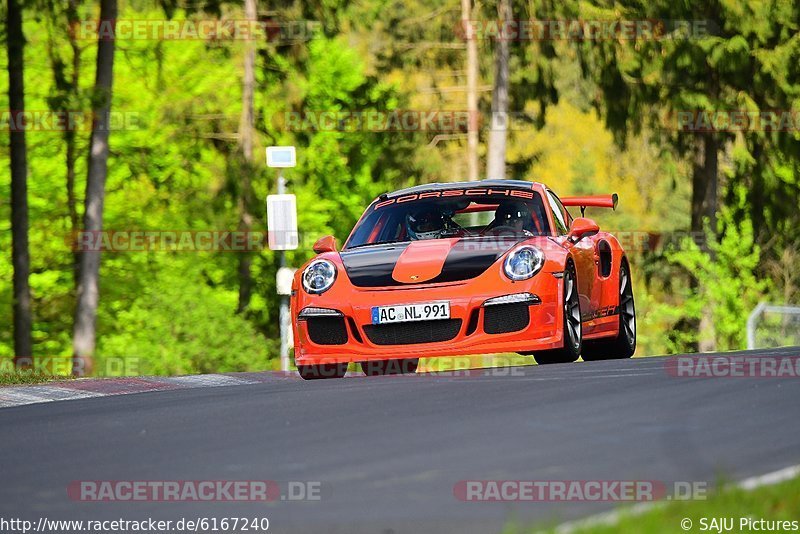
[345,190,552,249]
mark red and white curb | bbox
[0,371,299,409]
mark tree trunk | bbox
[236,0,257,313]
[461,0,479,181]
[485,0,511,180]
[690,133,719,236]
[691,133,719,353]
[73,0,117,376]
[7,0,33,367]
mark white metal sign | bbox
[266,146,296,168]
[267,194,298,250]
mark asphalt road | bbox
[2,347,799,534]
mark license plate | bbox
[371,301,450,325]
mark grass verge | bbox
[0,369,74,386]
[525,473,800,534]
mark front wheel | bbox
[297,363,349,380]
[534,262,582,365]
[582,261,636,361]
[360,358,419,376]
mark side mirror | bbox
[313,235,337,254]
[567,218,600,243]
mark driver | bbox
[406,207,446,240]
[493,201,533,234]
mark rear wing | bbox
[560,194,618,216]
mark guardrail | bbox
[746,302,800,350]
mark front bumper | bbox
[293,270,564,366]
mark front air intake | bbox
[363,319,462,345]
[306,316,348,345]
[483,302,530,334]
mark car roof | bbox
[384,179,542,199]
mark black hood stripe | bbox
[339,237,520,288]
[339,244,408,288]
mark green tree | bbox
[667,203,769,351]
[573,0,800,350]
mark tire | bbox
[360,358,419,376]
[534,262,582,365]
[297,363,349,380]
[582,261,636,361]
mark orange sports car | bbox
[291,180,636,379]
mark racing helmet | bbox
[406,207,445,240]
[495,201,531,228]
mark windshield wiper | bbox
[345,240,408,250]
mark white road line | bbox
[738,464,800,490]
[552,463,800,534]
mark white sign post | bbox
[276,267,297,296]
[266,147,297,373]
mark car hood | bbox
[339,236,524,288]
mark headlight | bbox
[503,246,545,281]
[302,259,337,294]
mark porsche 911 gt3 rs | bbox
[290,179,636,379]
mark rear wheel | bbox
[534,262,581,365]
[360,358,419,376]
[582,261,636,361]
[297,363,349,380]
